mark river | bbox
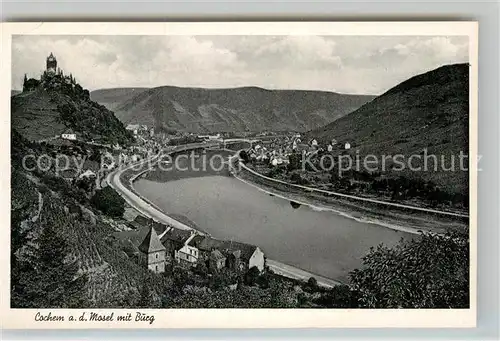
[134,150,414,282]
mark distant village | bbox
[247,133,352,167]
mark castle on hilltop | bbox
[46,52,57,75]
[22,53,88,99]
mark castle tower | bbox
[138,226,166,274]
[46,52,57,75]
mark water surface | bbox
[135,175,413,282]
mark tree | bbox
[12,223,87,308]
[239,150,250,163]
[287,153,302,171]
[313,284,360,308]
[137,281,155,308]
[90,187,125,217]
[74,176,96,194]
[23,78,40,92]
[305,276,318,292]
[244,266,261,286]
[349,230,469,308]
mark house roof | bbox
[219,240,258,262]
[187,234,205,247]
[195,236,223,252]
[138,226,166,253]
[127,220,143,230]
[134,215,151,226]
[231,249,242,258]
[129,215,169,235]
[115,224,160,247]
[152,221,168,235]
[210,249,226,261]
[160,227,192,245]
[194,236,259,263]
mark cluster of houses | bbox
[125,124,154,138]
[197,133,222,142]
[118,215,266,275]
[248,133,352,166]
[43,133,151,186]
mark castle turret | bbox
[138,226,166,273]
[46,52,57,75]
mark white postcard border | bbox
[0,21,478,329]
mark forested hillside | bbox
[91,86,374,133]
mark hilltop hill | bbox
[10,130,170,307]
[309,63,469,194]
[90,87,149,111]
[96,86,374,133]
[12,83,133,145]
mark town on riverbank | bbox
[11,37,471,311]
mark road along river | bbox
[108,145,342,287]
[133,149,416,283]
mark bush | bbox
[290,172,309,185]
[239,150,250,163]
[244,266,261,286]
[90,187,125,217]
[349,230,469,308]
[306,277,318,290]
[256,273,270,289]
[313,285,359,308]
[287,153,302,171]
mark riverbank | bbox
[110,147,343,286]
[229,160,468,236]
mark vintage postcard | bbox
[1,22,477,329]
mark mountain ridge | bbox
[91,86,375,133]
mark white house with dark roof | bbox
[126,124,140,135]
[61,129,77,141]
[174,233,199,265]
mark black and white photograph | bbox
[2,22,477,328]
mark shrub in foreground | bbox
[349,230,469,308]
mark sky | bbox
[11,35,469,95]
